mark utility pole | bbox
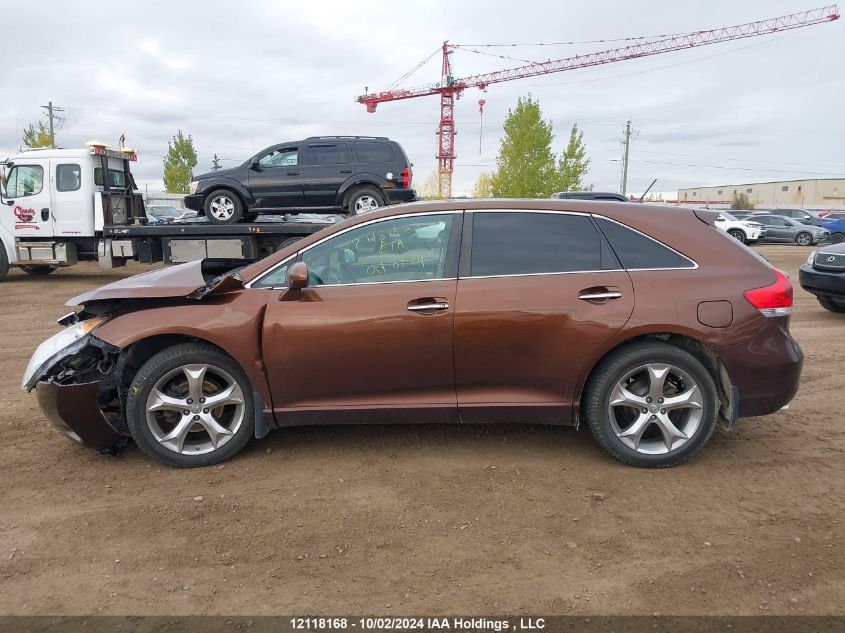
[620,119,632,197]
[40,101,64,149]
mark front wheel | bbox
[20,265,56,275]
[818,297,845,313]
[582,342,719,468]
[831,232,844,244]
[0,243,9,281]
[795,232,813,246]
[347,187,385,215]
[727,229,747,244]
[204,191,244,225]
[125,342,255,467]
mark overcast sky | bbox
[2,0,843,197]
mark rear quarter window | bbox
[353,141,395,163]
[595,217,695,270]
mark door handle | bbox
[287,171,300,176]
[340,169,353,174]
[41,208,50,221]
[579,290,622,301]
[407,301,449,312]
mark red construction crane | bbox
[356,5,839,197]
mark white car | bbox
[714,211,765,244]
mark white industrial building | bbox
[677,178,845,209]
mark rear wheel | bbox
[204,190,243,225]
[20,265,56,275]
[583,342,719,468]
[831,232,845,244]
[347,187,385,215]
[126,342,255,468]
[795,232,813,246]
[727,229,747,244]
[818,297,845,313]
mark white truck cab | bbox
[0,144,140,278]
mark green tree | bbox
[554,123,591,193]
[731,192,755,210]
[490,97,558,198]
[472,172,494,197]
[417,170,445,200]
[22,121,52,148]
[211,153,222,171]
[163,130,198,194]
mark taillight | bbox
[744,269,793,317]
[401,167,411,188]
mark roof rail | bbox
[304,135,389,141]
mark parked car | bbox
[714,211,765,244]
[818,211,845,221]
[753,215,829,245]
[799,243,845,312]
[821,217,845,244]
[764,208,829,227]
[145,205,184,224]
[22,200,802,469]
[184,136,416,225]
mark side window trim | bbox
[246,210,462,289]
[593,214,699,271]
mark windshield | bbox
[721,212,739,221]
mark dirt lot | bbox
[0,246,842,616]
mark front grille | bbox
[804,284,845,297]
[814,252,845,271]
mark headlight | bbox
[806,251,816,266]
[21,317,108,390]
[189,181,198,194]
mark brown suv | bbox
[23,200,803,468]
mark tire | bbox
[0,243,9,281]
[20,265,56,275]
[125,342,255,468]
[818,297,845,313]
[795,232,813,247]
[204,190,243,225]
[831,232,845,245]
[347,187,385,215]
[727,229,747,244]
[582,342,719,468]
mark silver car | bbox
[754,214,829,246]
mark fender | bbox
[195,176,255,207]
[335,172,392,206]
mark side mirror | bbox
[287,262,309,289]
[249,158,261,171]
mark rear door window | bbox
[594,217,695,270]
[56,164,81,192]
[469,212,606,277]
[305,143,348,166]
[353,141,395,163]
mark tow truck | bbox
[0,142,329,281]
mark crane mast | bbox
[356,5,839,198]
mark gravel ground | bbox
[0,245,842,616]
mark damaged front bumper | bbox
[35,380,123,449]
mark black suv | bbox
[185,136,416,224]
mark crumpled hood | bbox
[67,260,243,306]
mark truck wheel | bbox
[818,297,845,313]
[20,265,56,275]
[204,191,243,225]
[0,243,9,281]
[347,187,385,215]
[727,229,747,244]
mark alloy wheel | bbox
[209,195,235,221]
[796,233,812,246]
[354,195,380,213]
[145,364,246,455]
[607,363,704,455]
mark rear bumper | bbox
[35,381,122,450]
[183,194,203,211]
[384,188,417,204]
[799,264,845,299]
[716,317,803,418]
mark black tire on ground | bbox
[0,243,9,281]
[125,342,255,468]
[347,187,385,215]
[582,341,719,468]
[795,232,813,246]
[831,232,845,244]
[20,265,56,275]
[818,297,845,313]
[204,190,244,225]
[727,229,747,244]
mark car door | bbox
[299,141,352,207]
[247,146,305,209]
[257,211,462,424]
[453,210,635,425]
[762,216,792,241]
[1,160,54,238]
